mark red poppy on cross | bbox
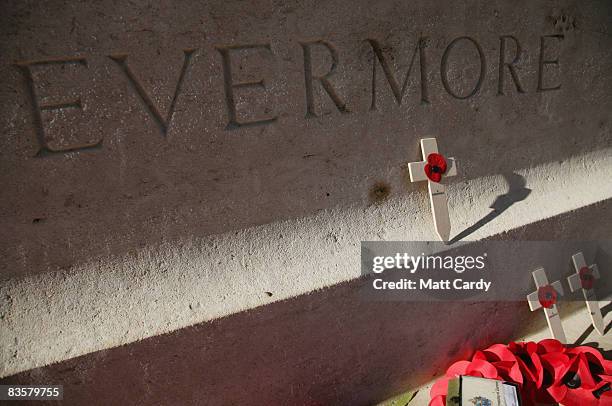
[408,138,457,241]
[568,252,604,335]
[527,267,566,343]
[424,153,448,183]
[538,285,558,308]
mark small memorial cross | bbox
[408,137,457,242]
[568,252,605,335]
[527,267,566,343]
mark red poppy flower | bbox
[478,344,523,384]
[538,285,557,309]
[580,266,595,290]
[424,153,447,183]
[545,346,612,406]
[429,339,611,406]
[508,341,544,388]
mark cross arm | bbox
[527,291,541,311]
[408,161,428,182]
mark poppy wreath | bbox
[424,153,447,183]
[429,339,612,406]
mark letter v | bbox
[109,49,195,136]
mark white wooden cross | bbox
[408,138,457,241]
[526,268,566,343]
[568,252,605,335]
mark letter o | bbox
[441,36,486,99]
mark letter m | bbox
[367,38,429,109]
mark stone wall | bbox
[0,0,611,404]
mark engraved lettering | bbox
[367,37,429,110]
[498,35,525,95]
[13,31,570,147]
[537,35,564,92]
[216,44,277,129]
[15,56,102,157]
[300,40,348,117]
[441,36,486,99]
[109,49,195,135]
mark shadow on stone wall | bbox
[2,201,611,405]
[450,172,531,244]
[0,277,535,406]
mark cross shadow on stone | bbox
[449,173,531,244]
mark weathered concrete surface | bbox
[1,0,610,278]
[1,204,611,406]
[1,147,611,379]
[0,0,611,403]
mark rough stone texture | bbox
[1,201,611,406]
[1,152,610,379]
[1,0,610,278]
[0,0,611,404]
[0,300,535,406]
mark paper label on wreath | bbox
[446,376,521,406]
